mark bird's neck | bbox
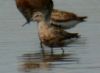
[38,20,49,31]
[38,20,47,26]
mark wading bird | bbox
[51,9,87,29]
[32,12,80,56]
[15,1,87,28]
[15,0,53,26]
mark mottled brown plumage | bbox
[38,20,79,48]
[15,0,53,26]
[51,9,87,21]
[33,12,79,55]
[51,9,87,29]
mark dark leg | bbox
[51,48,54,56]
[40,41,43,48]
[38,33,45,57]
[61,47,64,55]
[40,42,45,57]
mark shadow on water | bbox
[18,51,79,72]
[17,37,87,72]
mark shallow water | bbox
[0,0,100,73]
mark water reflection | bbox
[18,51,79,72]
[17,37,87,72]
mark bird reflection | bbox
[18,51,79,72]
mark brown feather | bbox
[16,0,53,24]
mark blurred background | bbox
[0,0,100,73]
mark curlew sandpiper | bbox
[51,9,87,29]
[32,12,80,56]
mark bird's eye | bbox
[33,15,40,19]
[35,15,40,17]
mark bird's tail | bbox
[78,16,87,21]
[66,32,80,39]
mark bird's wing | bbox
[51,9,77,22]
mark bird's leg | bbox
[61,47,64,56]
[51,48,54,56]
[40,41,43,48]
[38,31,45,57]
[40,41,45,57]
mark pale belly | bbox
[51,20,81,29]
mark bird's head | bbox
[32,12,45,23]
